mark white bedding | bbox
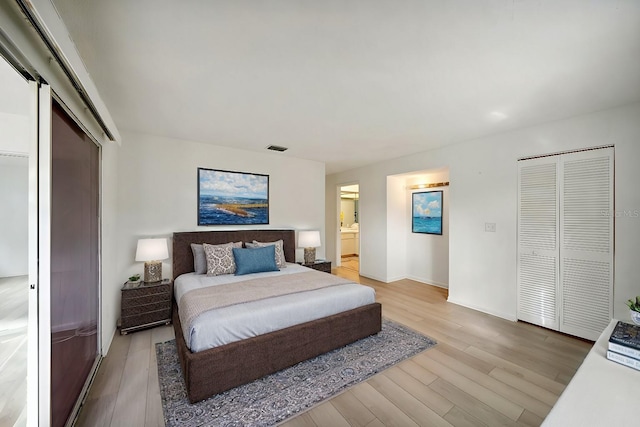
[175,263,376,352]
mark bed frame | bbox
[172,229,382,403]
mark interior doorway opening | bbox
[339,184,359,273]
[0,53,33,427]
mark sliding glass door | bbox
[50,100,100,427]
[1,5,106,425]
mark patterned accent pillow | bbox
[203,241,243,276]
[248,239,287,269]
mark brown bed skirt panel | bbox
[172,302,382,403]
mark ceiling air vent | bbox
[266,145,288,152]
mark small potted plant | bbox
[128,274,141,284]
[626,296,640,325]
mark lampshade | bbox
[298,231,321,265]
[135,238,169,262]
[135,238,168,283]
[298,231,321,248]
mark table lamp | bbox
[135,238,169,283]
[298,230,321,264]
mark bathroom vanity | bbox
[341,228,359,257]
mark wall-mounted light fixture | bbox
[408,181,450,190]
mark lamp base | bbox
[303,247,316,265]
[144,261,162,283]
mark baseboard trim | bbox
[406,275,449,289]
[102,326,116,356]
[446,296,517,322]
[359,273,450,288]
[358,272,389,283]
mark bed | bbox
[172,229,382,403]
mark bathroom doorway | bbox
[340,184,359,272]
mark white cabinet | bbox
[341,232,358,256]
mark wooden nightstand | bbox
[301,260,332,274]
[120,279,172,334]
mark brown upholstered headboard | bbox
[172,229,296,279]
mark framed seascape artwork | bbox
[412,191,443,235]
[197,168,269,225]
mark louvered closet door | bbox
[559,148,613,341]
[517,157,560,330]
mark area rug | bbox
[156,319,436,427]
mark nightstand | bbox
[120,279,172,334]
[301,260,332,274]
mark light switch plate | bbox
[485,222,496,232]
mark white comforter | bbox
[175,263,376,352]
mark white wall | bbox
[0,56,31,154]
[0,113,30,155]
[0,53,30,278]
[0,156,28,277]
[386,176,407,282]
[100,142,119,352]
[100,130,326,351]
[327,102,640,322]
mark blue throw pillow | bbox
[232,245,279,275]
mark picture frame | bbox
[197,168,269,225]
[412,191,443,235]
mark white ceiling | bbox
[51,0,640,174]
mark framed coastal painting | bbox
[412,191,443,235]
[197,168,269,225]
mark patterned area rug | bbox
[156,319,436,427]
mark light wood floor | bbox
[341,256,359,272]
[76,268,592,426]
[0,276,28,427]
